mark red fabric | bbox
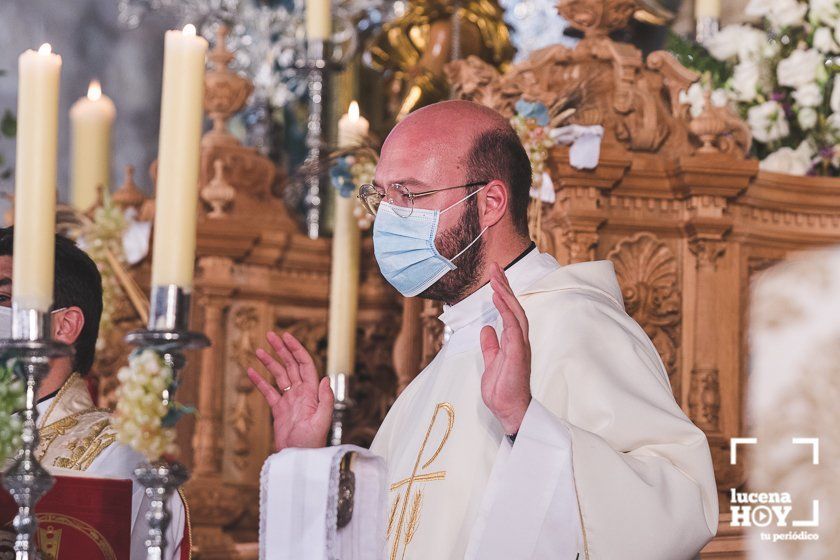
[0,475,132,559]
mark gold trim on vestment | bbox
[178,488,192,560]
[35,373,118,471]
[388,402,455,560]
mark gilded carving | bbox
[229,306,260,470]
[607,233,681,384]
[347,315,401,446]
[688,366,720,432]
[688,238,727,271]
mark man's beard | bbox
[418,196,485,305]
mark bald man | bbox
[250,100,719,559]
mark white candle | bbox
[70,79,116,211]
[336,101,370,147]
[150,24,208,288]
[695,0,720,18]
[326,101,368,376]
[306,0,331,40]
[14,43,62,313]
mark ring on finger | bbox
[281,385,293,393]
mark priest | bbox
[250,100,719,559]
[0,227,188,559]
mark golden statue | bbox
[365,0,515,121]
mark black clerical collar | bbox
[504,242,537,271]
[37,387,61,405]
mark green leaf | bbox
[665,30,732,89]
[1,110,15,138]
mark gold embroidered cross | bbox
[387,402,455,560]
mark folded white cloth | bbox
[529,171,556,203]
[550,125,604,170]
[122,207,152,266]
[260,445,388,560]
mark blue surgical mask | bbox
[373,186,487,297]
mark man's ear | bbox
[480,179,508,228]
[52,306,85,346]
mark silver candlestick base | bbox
[0,308,72,560]
[329,372,352,447]
[126,286,209,560]
[133,461,188,560]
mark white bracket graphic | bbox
[792,437,820,465]
[793,500,820,527]
[730,437,757,465]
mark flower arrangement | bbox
[329,147,378,230]
[510,99,558,245]
[112,349,192,460]
[0,363,24,464]
[77,190,129,352]
[670,0,840,176]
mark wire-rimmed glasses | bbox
[357,181,488,218]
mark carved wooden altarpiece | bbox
[97,3,840,557]
[439,0,840,557]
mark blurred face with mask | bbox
[366,100,533,305]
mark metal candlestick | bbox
[126,285,209,560]
[302,39,328,240]
[1,308,72,560]
[329,372,351,446]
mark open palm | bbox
[479,262,533,436]
[247,331,334,451]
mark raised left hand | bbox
[479,262,532,436]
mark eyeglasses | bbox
[357,181,489,218]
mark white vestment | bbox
[264,248,719,559]
[30,373,186,560]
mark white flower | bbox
[814,26,839,53]
[814,27,840,53]
[828,113,840,131]
[793,82,823,106]
[748,100,790,143]
[732,60,762,101]
[760,142,814,175]
[746,0,771,17]
[798,107,818,129]
[777,48,822,88]
[679,83,729,117]
[811,0,840,26]
[703,25,766,61]
[831,75,840,112]
[767,0,808,29]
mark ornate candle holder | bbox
[298,39,349,240]
[1,308,72,559]
[329,372,352,446]
[301,39,328,240]
[125,285,209,560]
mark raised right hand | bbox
[246,331,334,451]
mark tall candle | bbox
[326,101,369,376]
[306,0,331,40]
[70,79,116,211]
[695,0,720,18]
[151,24,208,288]
[14,44,62,313]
